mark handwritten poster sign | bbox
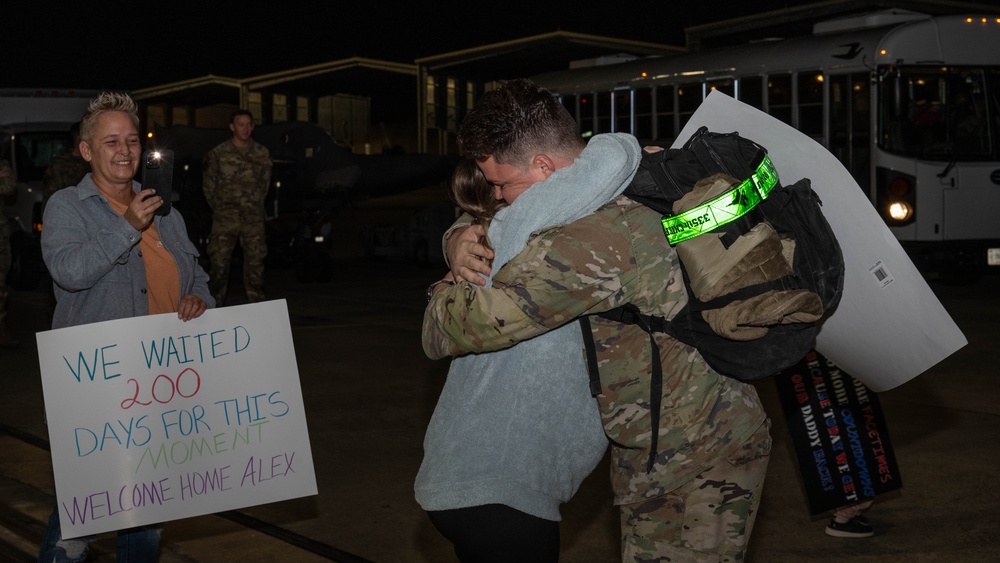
[36,299,317,539]
[774,349,902,515]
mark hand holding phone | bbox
[142,149,174,216]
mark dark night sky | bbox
[2,1,818,91]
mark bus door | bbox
[942,162,1000,241]
[828,72,871,196]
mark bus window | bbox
[768,73,793,125]
[559,94,578,122]
[634,87,653,142]
[597,91,612,134]
[678,82,702,132]
[829,73,871,193]
[948,70,991,155]
[612,89,632,134]
[579,93,595,138]
[830,76,851,158]
[798,71,824,139]
[708,79,734,98]
[879,66,995,160]
[655,85,675,143]
[990,69,1000,151]
[738,76,763,110]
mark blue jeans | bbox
[38,507,162,563]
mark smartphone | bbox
[141,149,174,216]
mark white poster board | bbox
[677,92,967,391]
[37,299,317,539]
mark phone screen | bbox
[142,149,174,216]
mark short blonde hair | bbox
[80,91,140,142]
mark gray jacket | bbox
[415,134,639,520]
[42,173,213,330]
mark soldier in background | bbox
[202,109,272,305]
[0,160,18,347]
[42,121,91,205]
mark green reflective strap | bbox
[754,155,779,199]
[660,155,779,245]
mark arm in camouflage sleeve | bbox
[0,160,15,197]
[422,209,635,359]
[258,148,272,196]
[201,151,219,209]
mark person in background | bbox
[424,78,770,562]
[0,159,18,348]
[43,121,91,206]
[38,91,213,563]
[202,109,272,306]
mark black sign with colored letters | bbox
[773,349,903,515]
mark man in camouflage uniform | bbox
[0,159,18,347]
[202,109,272,305]
[42,121,91,205]
[424,79,771,561]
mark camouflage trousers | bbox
[207,213,267,305]
[620,419,771,562]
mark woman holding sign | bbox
[38,91,213,562]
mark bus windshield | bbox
[879,66,1000,160]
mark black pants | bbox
[427,504,560,563]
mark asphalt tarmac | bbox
[1,185,997,562]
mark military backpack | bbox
[580,127,845,469]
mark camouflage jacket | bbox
[42,152,90,200]
[424,195,767,504]
[0,160,15,226]
[202,139,272,215]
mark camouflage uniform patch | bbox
[202,139,271,304]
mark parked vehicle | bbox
[362,201,456,265]
[1,88,97,289]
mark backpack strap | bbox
[648,154,685,201]
[578,316,604,397]
[591,304,669,473]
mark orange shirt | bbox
[106,198,181,314]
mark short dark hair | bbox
[231,108,254,123]
[457,78,583,166]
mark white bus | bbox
[532,12,1000,276]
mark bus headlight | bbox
[876,167,916,226]
[887,201,913,221]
